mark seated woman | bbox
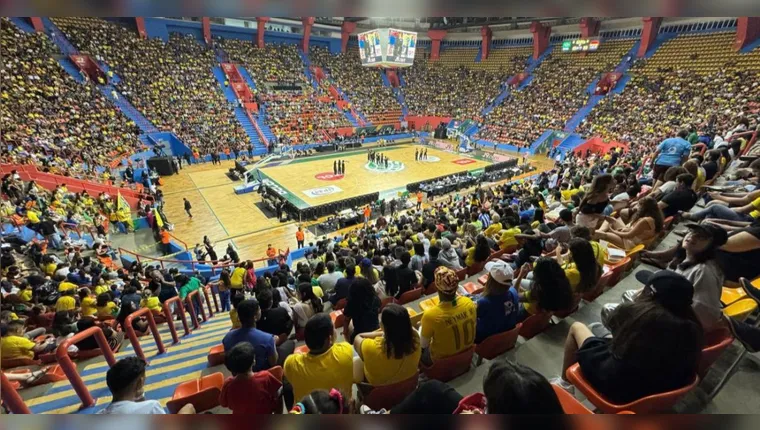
[594,196,663,251]
[560,238,603,298]
[353,303,420,387]
[574,174,614,229]
[293,283,324,334]
[342,278,381,343]
[514,257,575,319]
[464,234,491,269]
[553,271,703,404]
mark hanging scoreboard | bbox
[561,38,602,53]
[359,28,417,67]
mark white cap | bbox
[485,260,514,285]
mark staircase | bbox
[256,105,277,143]
[56,56,86,84]
[380,70,391,87]
[237,66,257,91]
[332,85,371,126]
[343,109,360,127]
[99,85,160,133]
[464,122,480,137]
[234,107,267,155]
[564,95,603,133]
[212,66,239,103]
[392,87,409,118]
[41,18,79,56]
[528,130,555,154]
[298,51,319,90]
[482,85,512,116]
[398,70,406,87]
[525,45,553,74]
[9,17,35,33]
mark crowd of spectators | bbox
[1,18,142,177]
[309,47,401,124]
[215,39,351,145]
[53,18,248,158]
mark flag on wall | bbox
[153,208,164,228]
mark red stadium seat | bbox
[330,310,345,329]
[566,363,698,414]
[1,357,41,370]
[475,324,521,365]
[380,296,397,310]
[698,327,734,377]
[422,346,474,382]
[519,312,553,339]
[466,261,486,276]
[334,298,347,311]
[207,344,225,367]
[398,287,423,304]
[166,372,225,414]
[361,372,420,410]
[552,384,593,414]
[424,282,436,296]
[462,282,483,295]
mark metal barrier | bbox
[202,286,216,318]
[184,290,207,330]
[163,296,191,339]
[56,326,117,409]
[125,308,166,362]
[206,285,220,314]
[1,372,32,414]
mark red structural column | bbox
[530,21,551,60]
[301,17,315,53]
[427,29,447,60]
[30,17,44,32]
[341,21,357,53]
[201,17,211,45]
[481,26,493,60]
[579,17,600,38]
[1,372,31,414]
[257,17,270,48]
[637,17,663,58]
[734,17,760,51]
[135,17,147,39]
[56,326,117,409]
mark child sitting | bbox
[229,292,245,329]
[79,288,98,317]
[1,320,56,360]
[219,342,282,414]
[55,288,78,313]
[140,289,163,314]
[96,293,118,318]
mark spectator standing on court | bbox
[296,227,305,249]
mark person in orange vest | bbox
[224,147,231,160]
[160,228,171,256]
[363,205,371,228]
[266,244,277,266]
[295,227,305,249]
[416,191,423,210]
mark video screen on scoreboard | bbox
[561,38,601,53]
[386,28,417,65]
[358,29,383,65]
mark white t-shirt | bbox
[97,400,166,414]
[612,192,631,201]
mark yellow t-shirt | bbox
[141,296,162,313]
[483,222,502,238]
[230,268,246,289]
[749,196,760,219]
[97,302,118,317]
[284,342,354,401]
[19,289,33,302]
[312,286,324,299]
[56,296,76,312]
[465,247,477,268]
[1,335,36,360]
[694,167,706,191]
[561,188,580,202]
[361,334,421,386]
[81,296,98,317]
[499,227,521,250]
[58,281,78,292]
[230,308,241,329]
[590,241,608,267]
[44,263,57,276]
[420,297,477,361]
[94,284,110,297]
[563,262,581,291]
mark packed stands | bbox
[216,39,351,144]
[578,32,760,143]
[52,18,248,156]
[309,46,402,125]
[0,18,142,176]
[476,39,636,147]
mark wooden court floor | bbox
[156,145,551,262]
[260,146,492,208]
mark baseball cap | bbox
[434,266,459,294]
[484,260,514,285]
[634,270,694,309]
[360,258,372,268]
[684,223,728,248]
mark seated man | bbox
[222,300,282,371]
[657,173,698,219]
[1,320,55,360]
[475,261,520,343]
[420,267,477,366]
[98,357,195,414]
[283,313,353,405]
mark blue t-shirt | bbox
[475,288,520,343]
[656,137,691,167]
[222,327,276,371]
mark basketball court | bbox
[159,143,549,260]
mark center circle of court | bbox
[364,160,406,173]
[420,156,441,162]
[314,172,344,181]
